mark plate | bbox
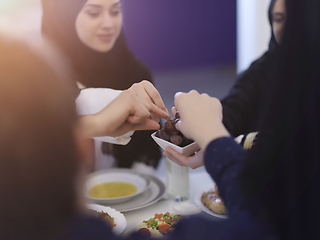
[89,169,166,212]
[86,169,151,204]
[151,132,200,157]
[87,203,127,235]
[194,184,228,219]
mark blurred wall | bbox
[0,0,41,38]
[0,0,237,72]
[237,0,271,73]
[122,0,237,71]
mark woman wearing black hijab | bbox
[2,0,320,239]
[41,0,161,170]
[168,0,320,239]
[221,0,285,137]
[164,0,285,166]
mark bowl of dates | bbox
[151,112,200,157]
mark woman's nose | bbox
[100,14,113,29]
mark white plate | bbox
[86,169,150,204]
[87,203,127,235]
[194,184,228,219]
[106,174,166,212]
[151,132,200,157]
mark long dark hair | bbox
[241,0,320,238]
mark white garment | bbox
[75,88,134,145]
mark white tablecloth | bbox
[122,157,222,232]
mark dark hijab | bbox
[41,0,152,90]
[268,0,279,52]
[221,0,280,137]
[41,0,161,168]
[241,0,320,238]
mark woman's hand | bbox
[128,80,170,122]
[164,146,204,169]
[80,89,170,138]
[174,90,230,150]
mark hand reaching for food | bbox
[127,80,171,122]
[80,89,170,138]
[174,90,230,150]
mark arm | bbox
[77,81,170,140]
[221,53,272,137]
[164,90,248,214]
[79,90,170,139]
[163,90,230,168]
[204,137,247,216]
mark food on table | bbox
[155,111,194,147]
[89,209,115,228]
[88,181,137,198]
[136,212,185,237]
[201,185,227,215]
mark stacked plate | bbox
[86,168,166,212]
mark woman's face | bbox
[75,0,123,52]
[272,0,286,44]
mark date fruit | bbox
[155,111,194,147]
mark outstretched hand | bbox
[173,90,230,150]
[80,81,170,138]
[95,89,169,137]
[128,80,170,122]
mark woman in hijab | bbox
[221,0,286,137]
[41,0,161,171]
[2,0,320,238]
[164,0,286,163]
[168,0,320,239]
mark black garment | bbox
[222,0,279,137]
[41,0,161,168]
[240,0,320,239]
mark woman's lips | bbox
[97,34,113,42]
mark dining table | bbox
[121,156,224,234]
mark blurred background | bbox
[0,0,271,110]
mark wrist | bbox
[194,122,230,150]
[79,114,105,138]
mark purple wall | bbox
[122,0,237,71]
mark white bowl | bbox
[86,170,150,204]
[151,132,200,157]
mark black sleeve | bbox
[221,53,270,137]
[112,130,162,168]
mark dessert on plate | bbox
[201,185,227,215]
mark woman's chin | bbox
[88,41,116,53]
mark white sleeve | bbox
[75,88,134,145]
